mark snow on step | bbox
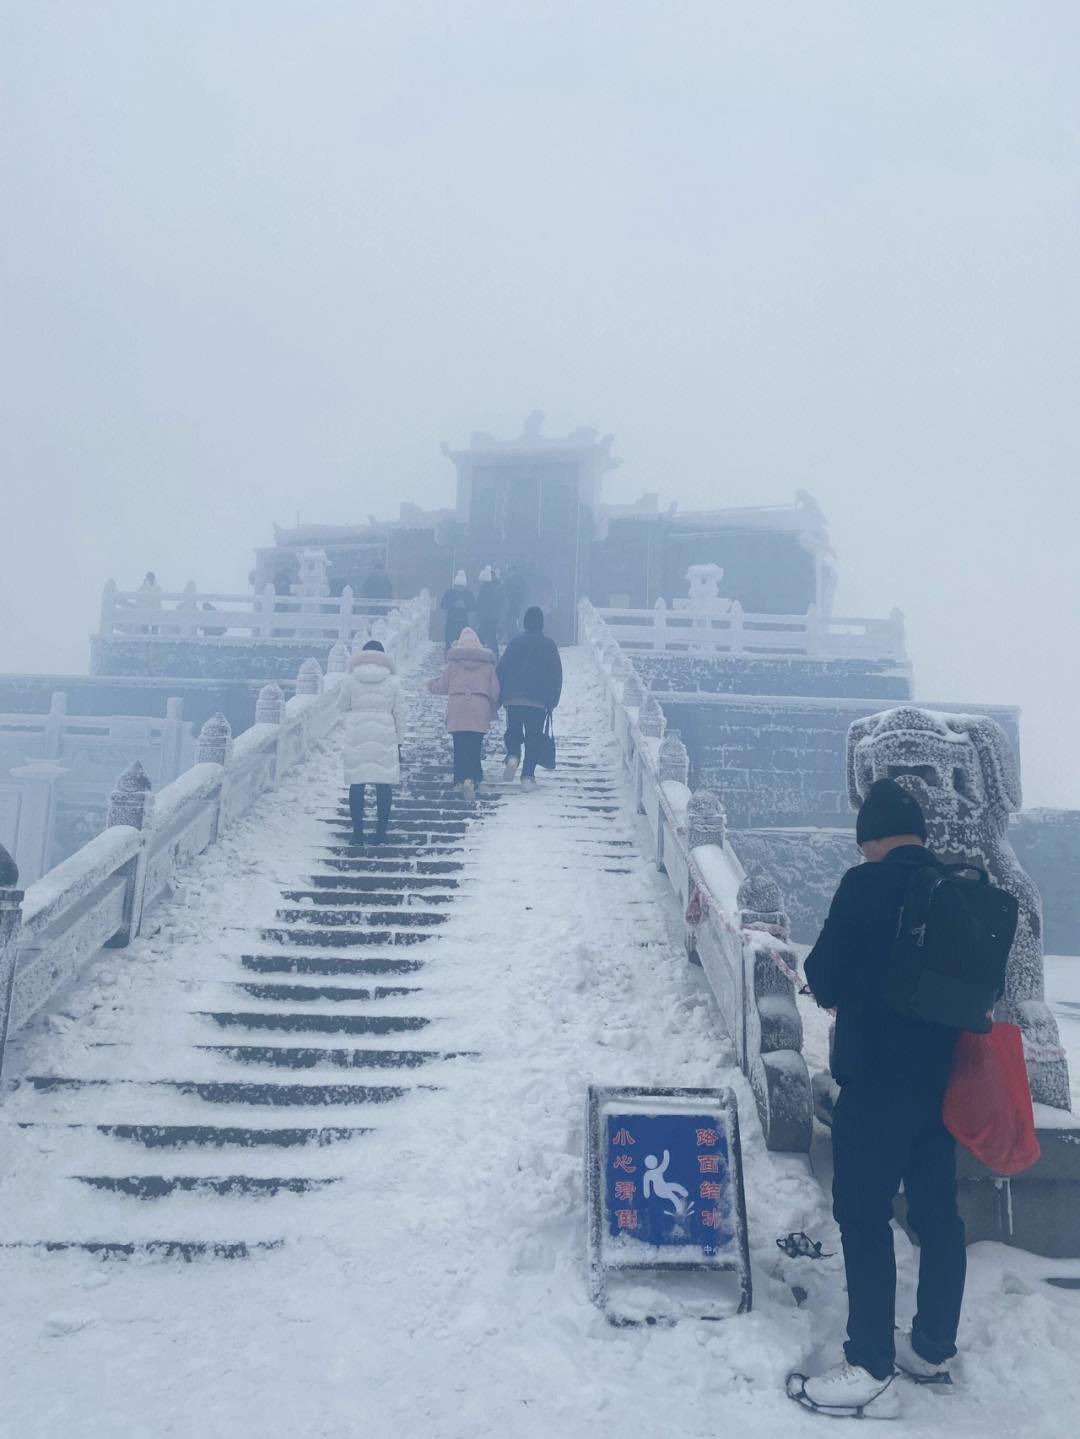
[0,646,498,1255]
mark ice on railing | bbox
[20,826,141,938]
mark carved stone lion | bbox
[847,705,1069,1109]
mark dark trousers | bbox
[832,1076,966,1379]
[504,705,545,777]
[348,782,391,839]
[452,731,484,785]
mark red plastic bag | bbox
[942,1023,1041,1176]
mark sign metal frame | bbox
[586,1084,752,1324]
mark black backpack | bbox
[880,863,1019,1033]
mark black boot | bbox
[352,829,364,847]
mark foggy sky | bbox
[3,1,1078,806]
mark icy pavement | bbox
[2,648,1079,1438]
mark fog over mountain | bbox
[3,1,1078,805]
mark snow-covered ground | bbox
[2,647,1079,1438]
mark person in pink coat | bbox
[426,628,500,800]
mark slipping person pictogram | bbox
[642,1151,694,1218]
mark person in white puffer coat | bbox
[338,640,407,845]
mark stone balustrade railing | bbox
[597,597,907,663]
[96,580,426,647]
[578,597,813,1152]
[0,594,432,1078]
[0,694,194,888]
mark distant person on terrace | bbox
[135,571,163,633]
[496,606,562,788]
[503,563,527,640]
[473,565,503,657]
[427,628,500,801]
[361,558,394,603]
[440,571,475,654]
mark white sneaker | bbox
[521,775,538,789]
[894,1330,951,1385]
[503,756,519,782]
[461,779,476,802]
[787,1361,900,1419]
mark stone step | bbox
[282,889,455,906]
[73,1174,338,1199]
[198,1044,468,1070]
[321,817,467,833]
[320,858,463,875]
[13,1076,415,1108]
[79,1123,372,1149]
[273,908,448,928]
[3,1239,282,1260]
[239,955,424,976]
[303,874,459,892]
[322,842,465,858]
[199,1011,431,1035]
[329,811,494,823]
[230,982,419,1003]
[259,926,435,948]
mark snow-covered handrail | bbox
[577,598,813,1152]
[97,579,403,646]
[596,597,906,663]
[0,592,433,1079]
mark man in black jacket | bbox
[788,779,964,1420]
[495,606,562,787]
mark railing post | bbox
[888,607,906,661]
[687,789,725,850]
[339,585,354,643]
[296,658,323,696]
[327,643,350,676]
[622,671,646,710]
[104,761,155,948]
[728,601,743,657]
[256,680,286,725]
[44,690,67,761]
[195,714,232,842]
[657,731,689,785]
[6,760,66,888]
[161,697,184,783]
[653,598,667,652]
[637,693,666,739]
[99,579,117,636]
[805,603,823,657]
[256,681,286,786]
[260,583,277,639]
[178,581,199,639]
[0,843,24,1082]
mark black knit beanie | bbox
[855,777,928,845]
[523,606,544,632]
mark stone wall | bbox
[635,653,913,702]
[651,693,1021,831]
[731,828,855,945]
[90,635,339,683]
[1011,809,1080,956]
[2,674,290,745]
[733,813,1080,954]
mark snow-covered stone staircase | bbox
[0,645,713,1270]
[0,647,505,1258]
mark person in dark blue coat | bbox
[495,606,562,787]
[788,779,964,1420]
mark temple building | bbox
[253,415,836,643]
